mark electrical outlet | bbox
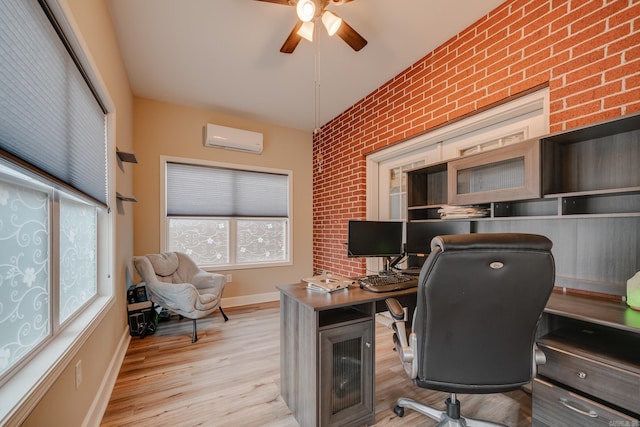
[226,274,232,283]
[75,360,82,390]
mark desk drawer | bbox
[537,342,640,413]
[532,378,639,427]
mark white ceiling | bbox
[106,0,505,132]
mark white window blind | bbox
[0,0,107,205]
[166,162,289,217]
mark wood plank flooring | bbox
[101,302,532,426]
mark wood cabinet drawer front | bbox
[533,379,639,427]
[537,344,640,413]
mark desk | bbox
[277,283,640,427]
[278,282,416,427]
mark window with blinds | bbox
[0,0,108,387]
[0,0,107,206]
[165,161,291,268]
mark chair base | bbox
[192,319,198,343]
[394,396,508,427]
[190,307,229,343]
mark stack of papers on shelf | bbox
[303,274,354,293]
[438,205,489,219]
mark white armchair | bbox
[133,251,227,342]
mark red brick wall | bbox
[313,0,640,277]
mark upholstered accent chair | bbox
[133,251,228,342]
[386,233,555,426]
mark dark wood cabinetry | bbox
[541,113,640,219]
[532,378,638,426]
[406,113,640,424]
[319,319,373,427]
[407,162,448,221]
[406,112,640,296]
[534,297,640,425]
[279,288,376,427]
[447,138,541,205]
[408,115,640,221]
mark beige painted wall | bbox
[132,98,314,301]
[21,0,134,425]
[18,3,310,424]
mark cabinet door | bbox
[319,320,374,427]
[448,139,541,205]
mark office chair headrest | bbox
[430,233,553,253]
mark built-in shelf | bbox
[544,186,640,199]
[116,148,138,163]
[116,192,137,202]
[408,204,443,210]
[406,112,640,297]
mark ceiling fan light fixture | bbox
[321,10,342,36]
[296,0,316,22]
[297,21,314,41]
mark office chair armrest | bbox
[385,298,405,320]
[385,298,418,379]
[532,343,546,377]
[384,299,409,351]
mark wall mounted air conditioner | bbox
[203,123,263,154]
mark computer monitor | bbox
[406,221,472,255]
[347,220,404,258]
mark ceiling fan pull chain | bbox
[314,31,321,135]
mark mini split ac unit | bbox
[203,123,263,154]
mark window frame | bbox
[366,89,549,275]
[0,0,116,424]
[0,164,106,371]
[0,141,115,426]
[160,156,293,270]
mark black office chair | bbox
[385,233,555,426]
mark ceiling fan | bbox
[256,0,368,54]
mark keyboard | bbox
[358,274,418,293]
[397,267,421,276]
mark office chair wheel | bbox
[393,405,405,417]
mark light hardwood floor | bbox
[101,302,532,427]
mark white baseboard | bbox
[83,326,131,427]
[221,291,279,308]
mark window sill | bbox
[204,260,293,272]
[0,295,114,426]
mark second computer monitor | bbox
[405,221,472,255]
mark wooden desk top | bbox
[277,282,417,311]
[278,283,640,335]
[546,291,640,334]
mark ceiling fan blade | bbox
[336,20,367,51]
[255,0,292,5]
[280,21,303,54]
